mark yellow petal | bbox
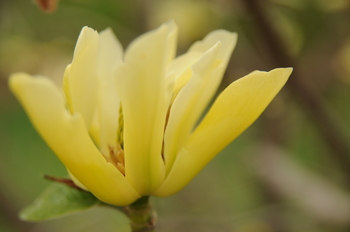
[155,68,292,196]
[188,30,238,71]
[67,169,88,191]
[164,21,178,63]
[63,27,99,129]
[99,28,123,69]
[164,42,222,175]
[168,30,238,99]
[89,110,100,148]
[115,22,177,194]
[97,28,123,157]
[9,73,140,205]
[164,30,237,175]
[167,51,202,98]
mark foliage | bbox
[20,182,99,221]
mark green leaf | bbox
[20,182,100,221]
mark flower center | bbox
[107,104,125,175]
[108,144,125,175]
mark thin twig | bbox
[242,0,350,182]
[44,175,86,191]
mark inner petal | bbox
[95,26,124,170]
[115,22,177,194]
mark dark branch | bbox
[242,0,350,183]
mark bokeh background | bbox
[2,0,350,231]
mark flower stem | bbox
[124,196,157,232]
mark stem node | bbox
[124,196,157,232]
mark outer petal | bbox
[155,68,292,196]
[115,22,177,194]
[67,169,88,191]
[63,27,99,129]
[9,73,140,205]
[97,28,123,157]
[164,30,237,175]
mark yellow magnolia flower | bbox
[9,22,292,206]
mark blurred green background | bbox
[2,0,350,231]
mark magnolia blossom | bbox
[9,22,292,206]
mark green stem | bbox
[124,196,157,232]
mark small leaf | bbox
[20,182,100,221]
